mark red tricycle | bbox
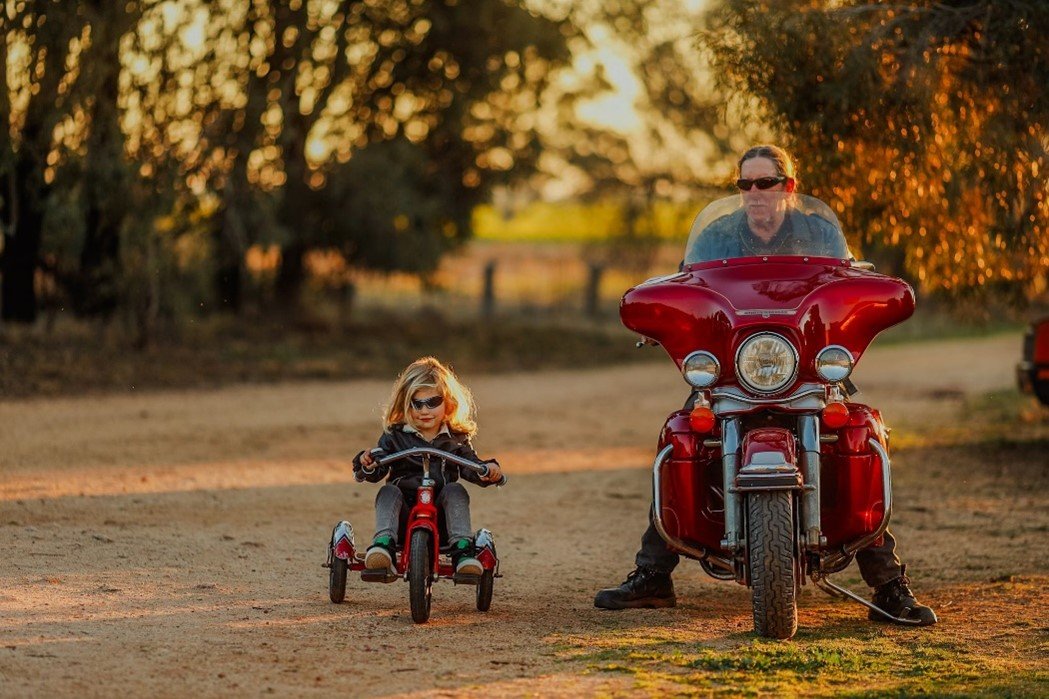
[324,446,504,623]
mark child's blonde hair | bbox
[383,357,477,437]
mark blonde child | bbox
[353,357,502,575]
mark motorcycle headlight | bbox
[682,351,720,388]
[815,345,854,382]
[735,333,798,394]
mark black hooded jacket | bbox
[352,423,497,491]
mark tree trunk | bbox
[77,10,126,319]
[1,170,43,324]
[275,240,306,310]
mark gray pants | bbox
[635,504,903,588]
[373,482,472,544]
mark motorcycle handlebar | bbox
[371,446,507,486]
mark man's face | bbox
[739,156,788,221]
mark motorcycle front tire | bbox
[746,491,798,640]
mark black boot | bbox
[594,567,676,609]
[868,566,937,626]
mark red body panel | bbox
[819,404,887,549]
[1035,319,1049,365]
[621,258,915,392]
[657,411,724,552]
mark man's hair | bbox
[738,144,797,184]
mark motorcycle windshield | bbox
[684,193,849,264]
[622,193,914,387]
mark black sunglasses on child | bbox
[736,176,787,191]
[411,395,445,410]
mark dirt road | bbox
[2,332,1046,696]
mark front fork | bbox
[720,414,823,552]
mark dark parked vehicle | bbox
[1018,317,1049,406]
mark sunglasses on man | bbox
[736,176,788,191]
[410,395,445,410]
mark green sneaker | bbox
[365,536,395,570]
[452,538,482,576]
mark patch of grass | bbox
[558,626,1048,697]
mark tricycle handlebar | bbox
[372,446,507,485]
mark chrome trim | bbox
[721,418,742,550]
[815,345,854,382]
[735,332,800,395]
[736,308,798,317]
[799,415,823,548]
[711,383,826,416]
[682,350,720,388]
[712,384,825,405]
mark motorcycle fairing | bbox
[621,258,915,390]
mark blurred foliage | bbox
[2,0,1047,344]
[703,0,1049,301]
[1,0,578,331]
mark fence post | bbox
[481,260,497,318]
[585,262,604,317]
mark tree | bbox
[703,0,1049,299]
[1,1,88,322]
[193,0,574,312]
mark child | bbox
[352,357,503,575]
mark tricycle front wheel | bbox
[409,529,432,623]
[476,569,494,612]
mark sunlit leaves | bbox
[704,0,1049,301]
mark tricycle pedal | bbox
[360,569,399,584]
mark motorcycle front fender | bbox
[736,428,802,492]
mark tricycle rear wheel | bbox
[329,557,347,604]
[408,529,432,623]
[476,569,494,612]
[746,491,798,639]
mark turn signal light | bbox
[689,406,716,433]
[822,402,850,429]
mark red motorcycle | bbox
[324,446,503,623]
[622,193,919,639]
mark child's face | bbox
[408,387,447,431]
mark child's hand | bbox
[359,451,375,468]
[482,461,503,484]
